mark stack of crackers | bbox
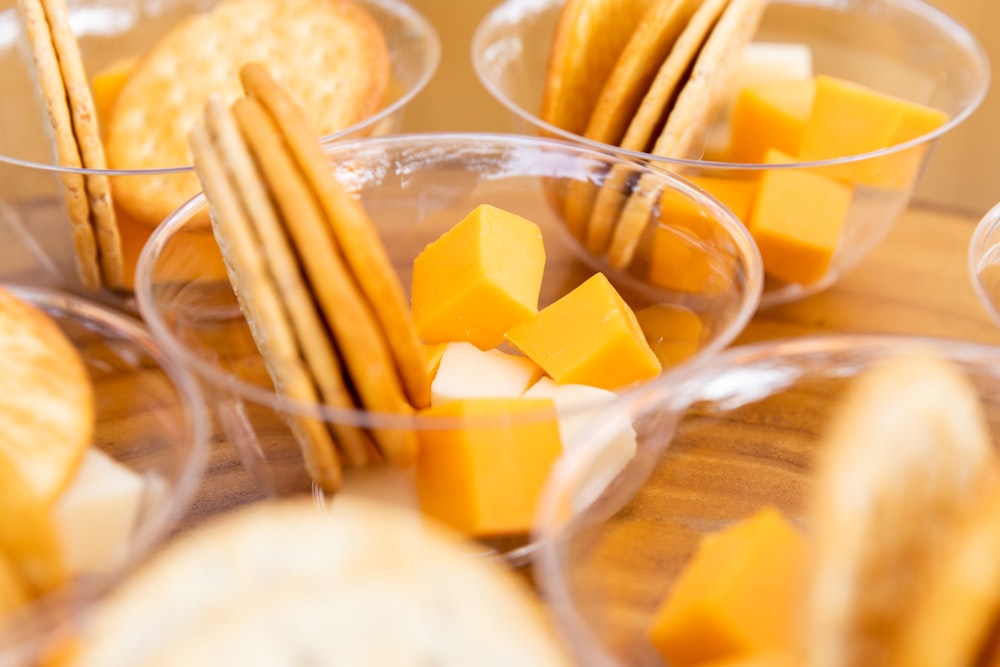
[541,0,765,268]
[19,0,124,292]
[18,0,390,294]
[188,63,429,493]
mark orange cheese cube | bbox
[411,205,545,349]
[649,176,754,295]
[799,75,949,186]
[415,398,562,537]
[505,273,661,390]
[648,508,809,667]
[748,148,852,285]
[729,78,816,163]
[634,303,703,368]
[91,56,137,129]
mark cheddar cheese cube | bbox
[505,273,661,390]
[415,398,562,537]
[650,175,754,294]
[729,78,815,163]
[91,56,137,128]
[634,303,703,368]
[748,148,852,285]
[411,205,545,349]
[648,508,809,667]
[799,75,949,187]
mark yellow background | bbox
[402,0,1000,216]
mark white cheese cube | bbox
[54,448,146,576]
[431,342,541,405]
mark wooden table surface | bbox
[169,201,1000,533]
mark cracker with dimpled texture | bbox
[188,122,343,493]
[804,354,997,667]
[583,0,733,257]
[563,0,703,244]
[232,97,418,469]
[541,0,657,137]
[607,0,766,269]
[41,0,124,290]
[205,95,373,469]
[17,0,99,290]
[240,63,431,411]
[891,478,1000,667]
[106,0,389,228]
[0,286,93,505]
[66,499,574,667]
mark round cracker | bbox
[0,286,93,504]
[204,96,374,469]
[41,0,124,290]
[231,97,417,468]
[17,0,100,290]
[68,499,573,667]
[605,0,766,268]
[649,0,766,160]
[582,0,734,257]
[584,0,701,147]
[188,122,343,493]
[804,354,997,667]
[106,0,389,228]
[891,479,1000,667]
[240,63,430,411]
[540,0,656,136]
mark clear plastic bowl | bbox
[532,333,1000,666]
[134,131,763,565]
[0,0,440,302]
[0,284,210,665]
[472,0,990,307]
[969,201,1000,329]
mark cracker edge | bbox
[231,96,418,469]
[17,0,100,290]
[240,62,430,411]
[40,0,124,290]
[205,95,373,469]
[189,119,343,493]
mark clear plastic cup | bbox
[533,333,1000,666]
[0,284,210,665]
[0,0,440,305]
[472,0,990,306]
[134,131,763,565]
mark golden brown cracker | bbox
[0,450,65,596]
[66,499,574,667]
[582,0,733,256]
[603,0,766,268]
[41,0,124,290]
[541,0,656,136]
[232,97,417,468]
[891,479,1000,667]
[17,0,99,290]
[0,285,93,505]
[650,0,765,160]
[240,63,430,411]
[204,96,373,469]
[584,0,701,147]
[188,121,343,493]
[804,354,997,667]
[106,0,390,228]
